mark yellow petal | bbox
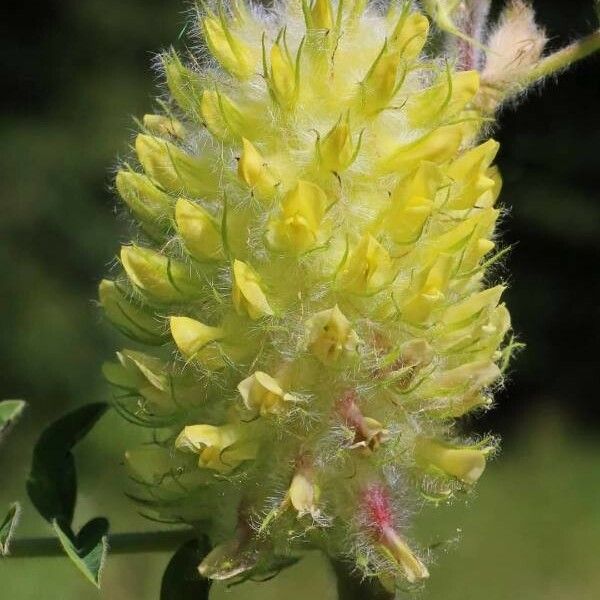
[408,70,480,127]
[389,12,430,61]
[305,305,360,364]
[203,16,255,80]
[232,260,274,320]
[237,138,277,198]
[135,134,216,198]
[169,316,225,369]
[121,245,200,303]
[175,198,223,261]
[339,235,394,294]
[379,124,464,174]
[267,180,327,253]
[415,437,488,484]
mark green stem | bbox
[523,30,600,87]
[6,529,195,558]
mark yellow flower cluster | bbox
[97,0,574,591]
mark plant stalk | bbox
[5,529,195,558]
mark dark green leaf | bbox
[27,402,109,525]
[0,400,26,442]
[0,502,21,556]
[53,518,109,588]
[160,537,212,600]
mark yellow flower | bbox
[115,170,173,241]
[237,371,299,415]
[407,70,480,127]
[162,52,203,115]
[379,123,464,174]
[120,245,201,304]
[309,0,334,30]
[288,467,320,519]
[338,234,394,294]
[176,422,258,472]
[402,253,455,324]
[175,198,223,261]
[202,15,256,80]
[237,138,278,199]
[135,134,216,199]
[169,316,226,370]
[232,259,274,320]
[267,180,327,253]
[98,279,166,346]
[445,139,500,210]
[360,45,404,115]
[389,11,430,61]
[305,305,360,364]
[442,285,505,327]
[265,32,303,110]
[200,90,249,141]
[380,527,430,584]
[415,437,490,484]
[142,114,185,138]
[316,114,359,173]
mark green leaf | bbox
[0,502,21,556]
[160,537,212,600]
[27,402,109,525]
[0,399,26,442]
[53,518,109,588]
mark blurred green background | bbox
[1,0,598,598]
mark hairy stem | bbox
[6,529,195,558]
[523,29,600,88]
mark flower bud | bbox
[360,46,404,115]
[379,123,464,174]
[481,0,547,107]
[232,260,274,320]
[338,235,394,294]
[142,114,185,139]
[175,198,223,261]
[288,459,321,519]
[442,285,505,327]
[436,360,501,392]
[304,305,360,365]
[309,0,334,30]
[446,139,500,210]
[162,52,203,115]
[200,90,249,141]
[237,138,278,199]
[98,279,166,345]
[267,180,327,253]
[120,245,201,304]
[202,15,256,80]
[135,134,216,199]
[361,483,429,583]
[402,253,454,324]
[266,34,301,110]
[115,170,173,241]
[237,370,299,416]
[415,437,489,484]
[169,316,226,370]
[317,115,359,173]
[407,70,480,128]
[389,12,430,61]
[176,422,258,472]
